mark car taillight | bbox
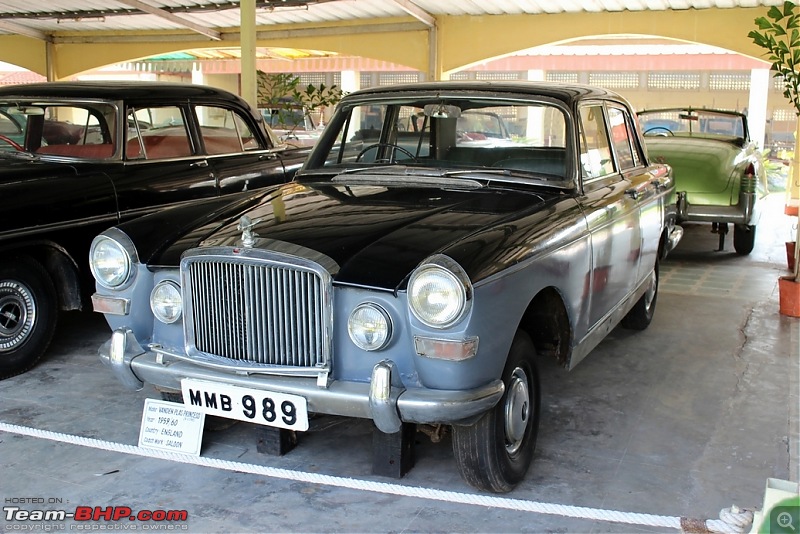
[740,163,757,193]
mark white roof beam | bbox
[388,0,436,27]
[117,0,222,41]
[0,20,49,41]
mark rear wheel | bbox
[0,257,58,379]
[733,224,756,255]
[621,261,658,331]
[452,330,540,493]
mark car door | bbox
[193,104,291,194]
[114,104,218,220]
[577,102,642,329]
[607,103,662,284]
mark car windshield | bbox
[304,97,571,184]
[0,101,118,159]
[638,109,747,142]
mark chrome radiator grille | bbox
[181,250,332,370]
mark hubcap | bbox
[0,280,36,352]
[504,367,530,455]
[644,270,657,313]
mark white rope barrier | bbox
[0,421,752,533]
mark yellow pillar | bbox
[240,0,257,110]
[786,115,800,216]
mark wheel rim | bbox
[504,367,530,455]
[0,280,36,352]
[643,269,657,314]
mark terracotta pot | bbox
[779,276,800,317]
[788,242,797,272]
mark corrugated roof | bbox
[0,0,787,37]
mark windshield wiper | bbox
[330,172,485,190]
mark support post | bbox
[256,427,297,456]
[372,423,416,478]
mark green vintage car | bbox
[638,108,768,255]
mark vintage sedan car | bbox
[0,81,308,379]
[638,107,768,255]
[91,81,681,492]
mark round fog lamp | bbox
[150,281,183,324]
[348,303,391,351]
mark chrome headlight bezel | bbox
[407,255,472,329]
[89,228,139,290]
[348,303,392,351]
[150,280,183,324]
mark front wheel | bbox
[620,261,658,331]
[733,224,756,255]
[0,257,58,379]
[452,330,540,493]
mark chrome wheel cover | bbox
[0,280,36,352]
[504,367,530,455]
[644,269,657,314]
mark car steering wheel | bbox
[644,126,674,137]
[356,143,418,163]
[0,134,23,151]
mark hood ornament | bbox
[237,215,261,248]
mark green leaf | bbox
[755,16,773,30]
[769,5,786,21]
[784,1,797,17]
[772,22,788,35]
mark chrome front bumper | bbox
[99,328,504,434]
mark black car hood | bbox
[128,178,558,290]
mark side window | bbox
[578,105,615,180]
[607,106,640,170]
[126,106,192,160]
[195,106,262,155]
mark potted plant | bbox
[749,1,800,316]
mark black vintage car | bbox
[0,81,308,379]
[91,81,682,492]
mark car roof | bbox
[340,80,628,107]
[0,81,243,103]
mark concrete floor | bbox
[0,194,797,533]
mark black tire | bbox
[0,257,58,379]
[452,330,540,493]
[159,390,237,431]
[620,261,658,331]
[733,224,756,255]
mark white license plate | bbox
[181,379,309,431]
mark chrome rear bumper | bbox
[676,190,757,226]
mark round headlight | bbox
[348,303,391,351]
[408,265,467,328]
[90,236,131,289]
[150,281,183,324]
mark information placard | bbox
[138,398,205,456]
